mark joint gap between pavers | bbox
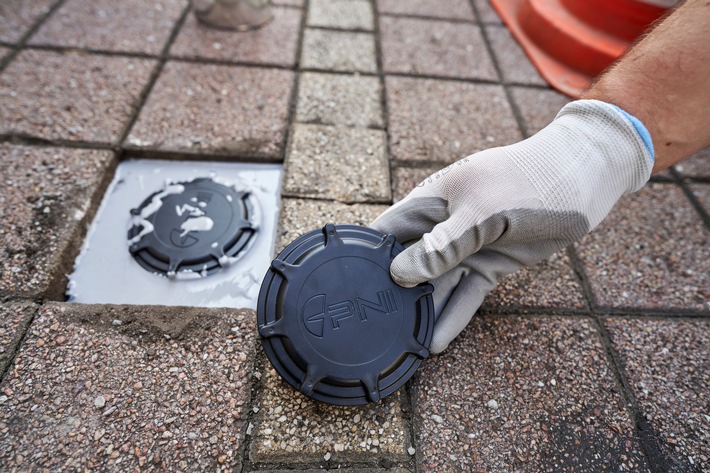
[120,147,283,164]
[293,119,387,131]
[476,306,593,317]
[0,303,39,384]
[0,134,119,152]
[590,316,672,472]
[678,175,710,184]
[378,12,477,25]
[565,245,603,314]
[235,339,267,473]
[670,167,710,231]
[24,43,157,60]
[279,191,392,206]
[385,71,502,87]
[300,67,380,78]
[591,306,710,318]
[168,55,297,71]
[304,24,376,34]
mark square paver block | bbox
[0,301,37,376]
[308,0,374,30]
[386,77,521,163]
[380,17,496,81]
[283,125,391,203]
[412,316,649,472]
[0,46,12,62]
[510,86,570,137]
[30,0,186,55]
[0,145,114,299]
[576,183,710,311]
[301,29,377,73]
[689,184,710,213]
[474,0,503,24]
[0,0,58,43]
[126,62,294,159]
[391,166,439,202]
[170,6,301,67]
[0,50,156,144]
[675,147,710,178]
[605,318,709,471]
[272,0,303,6]
[483,250,587,310]
[276,198,388,252]
[249,357,410,463]
[377,0,475,21]
[296,72,384,128]
[0,303,256,471]
[486,26,546,86]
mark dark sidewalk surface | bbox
[0,0,708,471]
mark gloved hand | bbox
[371,100,654,354]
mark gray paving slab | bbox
[0,303,257,471]
[605,318,709,472]
[249,356,410,464]
[689,184,710,212]
[377,0,475,21]
[0,50,156,144]
[308,0,374,31]
[486,25,546,86]
[391,166,439,202]
[380,17,497,81]
[385,77,521,163]
[301,29,377,73]
[283,125,390,203]
[296,72,384,128]
[483,250,587,310]
[675,147,710,178]
[30,0,186,54]
[411,316,649,472]
[0,0,58,43]
[474,0,503,24]
[170,6,302,67]
[509,86,570,137]
[126,61,294,159]
[576,183,710,311]
[272,0,304,6]
[0,46,11,62]
[0,145,114,299]
[0,301,37,376]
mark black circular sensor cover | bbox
[128,177,255,277]
[257,224,434,406]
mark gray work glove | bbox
[371,100,653,353]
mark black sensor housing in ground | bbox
[128,177,255,277]
[257,223,435,406]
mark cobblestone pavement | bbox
[1,0,708,471]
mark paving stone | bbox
[377,0,474,21]
[0,145,114,299]
[486,25,546,86]
[0,303,256,471]
[0,50,155,144]
[295,72,384,128]
[272,0,304,6]
[576,183,710,311]
[605,318,709,472]
[249,356,409,463]
[0,301,37,376]
[675,147,710,178]
[386,77,521,163]
[276,198,388,252]
[0,46,11,62]
[301,29,377,73]
[260,469,410,473]
[391,166,439,202]
[0,0,58,43]
[412,316,649,472]
[689,184,710,212]
[474,0,503,24]
[510,86,570,137]
[30,0,186,54]
[126,62,294,159]
[283,125,390,203]
[483,250,587,310]
[308,0,374,30]
[170,6,301,67]
[380,17,497,81]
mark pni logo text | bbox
[302,290,397,338]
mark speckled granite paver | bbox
[386,77,521,163]
[689,184,710,212]
[170,7,301,67]
[605,318,709,472]
[30,0,186,54]
[283,125,390,203]
[0,0,57,43]
[380,17,496,81]
[0,50,156,143]
[0,303,256,471]
[272,0,304,6]
[296,72,384,128]
[391,166,439,201]
[474,0,503,24]
[126,62,294,159]
[412,316,648,472]
[301,29,377,73]
[483,250,587,310]
[308,0,373,30]
[377,0,475,21]
[510,87,570,137]
[249,359,410,464]
[486,26,546,86]
[676,147,710,178]
[0,301,36,376]
[0,46,11,62]
[0,145,114,299]
[576,183,710,311]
